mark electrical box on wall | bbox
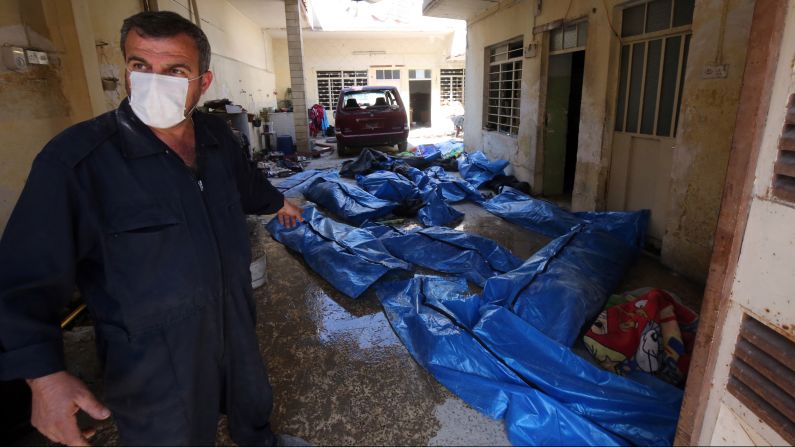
[26,50,49,65]
[2,46,28,72]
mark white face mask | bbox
[129,71,202,129]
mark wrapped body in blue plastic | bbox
[377,272,681,446]
[275,169,339,198]
[370,224,522,287]
[303,177,397,226]
[483,187,649,247]
[266,206,411,298]
[458,151,510,188]
[356,170,464,226]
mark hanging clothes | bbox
[308,104,326,138]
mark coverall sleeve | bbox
[0,154,78,380]
[226,129,285,215]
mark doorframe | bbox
[674,0,787,444]
[537,19,588,198]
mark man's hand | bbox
[27,371,111,446]
[277,199,304,228]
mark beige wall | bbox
[0,0,101,234]
[273,38,290,101]
[462,0,753,282]
[87,0,140,111]
[159,0,278,114]
[661,0,755,280]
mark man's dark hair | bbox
[120,11,211,74]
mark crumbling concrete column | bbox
[284,0,310,154]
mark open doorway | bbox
[409,79,432,128]
[543,50,585,203]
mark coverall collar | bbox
[116,98,220,159]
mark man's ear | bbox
[200,70,214,94]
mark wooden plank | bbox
[675,0,788,444]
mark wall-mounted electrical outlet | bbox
[2,46,28,72]
[702,64,729,79]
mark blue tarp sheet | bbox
[304,177,397,226]
[458,151,510,188]
[425,166,485,203]
[266,206,411,298]
[482,187,650,248]
[356,170,465,226]
[355,171,422,204]
[479,225,635,347]
[275,169,339,198]
[416,188,464,226]
[377,272,681,446]
[372,225,522,287]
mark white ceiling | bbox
[227,0,463,39]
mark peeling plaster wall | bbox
[0,0,98,234]
[661,0,755,281]
[463,0,615,200]
[87,0,140,111]
[462,0,753,281]
[463,1,531,182]
[159,0,278,113]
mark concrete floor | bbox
[16,145,704,446]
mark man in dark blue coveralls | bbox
[0,11,306,446]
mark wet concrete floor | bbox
[18,148,704,446]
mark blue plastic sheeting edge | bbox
[266,206,411,298]
[425,166,485,203]
[373,225,522,287]
[356,170,468,227]
[458,151,510,188]
[275,169,340,198]
[355,171,421,203]
[482,187,650,248]
[480,225,636,347]
[304,177,397,226]
[376,274,681,446]
[417,188,464,226]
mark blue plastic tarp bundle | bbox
[372,225,522,287]
[266,206,411,298]
[377,273,681,446]
[275,169,339,198]
[355,171,422,204]
[416,188,464,226]
[480,225,636,347]
[458,151,510,188]
[482,187,650,248]
[425,166,484,203]
[356,170,465,226]
[304,177,397,226]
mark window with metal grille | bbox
[316,70,368,110]
[614,0,694,137]
[772,94,795,203]
[375,69,401,80]
[485,37,523,136]
[728,315,795,444]
[440,68,465,106]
